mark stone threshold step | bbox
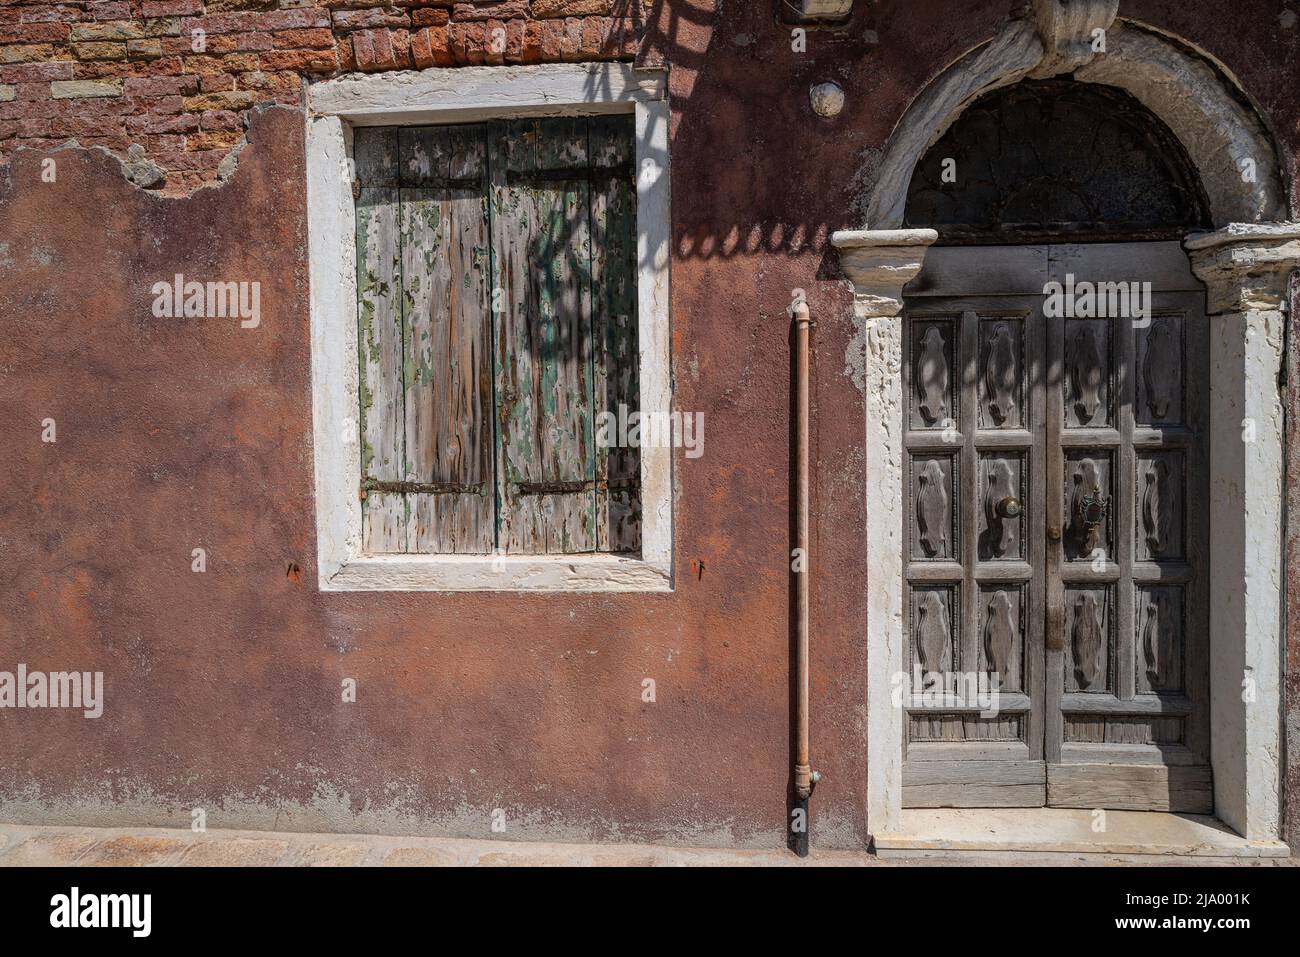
[874,808,1290,859]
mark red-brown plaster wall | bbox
[1,0,1299,851]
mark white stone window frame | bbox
[305,63,672,592]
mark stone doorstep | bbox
[873,808,1292,860]
[0,821,1292,867]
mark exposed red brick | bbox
[448,21,486,65]
[11,118,53,137]
[180,10,330,35]
[236,69,301,92]
[72,60,149,79]
[483,18,505,65]
[205,0,283,11]
[126,92,183,113]
[182,89,256,111]
[162,32,276,55]
[123,75,201,96]
[0,100,57,121]
[559,17,582,62]
[0,45,59,65]
[259,48,338,72]
[350,27,409,71]
[409,26,434,68]
[334,37,356,71]
[331,8,411,32]
[451,1,528,22]
[0,0,643,190]
[502,17,524,63]
[519,19,542,64]
[411,8,449,27]
[1,62,75,82]
[426,25,453,66]
[539,17,562,61]
[579,17,601,58]
[199,74,236,92]
[532,0,610,17]
[127,39,164,59]
[272,28,335,49]
[124,110,198,133]
[87,3,134,22]
[141,0,204,15]
[4,23,72,44]
[72,42,130,62]
[601,17,638,57]
[140,133,185,152]
[200,108,243,130]
[182,53,260,74]
[186,130,242,150]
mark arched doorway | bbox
[834,9,1300,847]
[898,78,1214,814]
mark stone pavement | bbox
[0,822,1294,866]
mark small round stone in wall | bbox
[810,82,845,118]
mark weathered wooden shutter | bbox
[354,128,406,552]
[355,124,495,554]
[353,118,640,557]
[588,117,642,553]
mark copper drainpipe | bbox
[792,300,820,857]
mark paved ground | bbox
[0,823,1293,866]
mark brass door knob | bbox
[995,496,1023,519]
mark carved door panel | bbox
[900,242,1211,812]
[1043,244,1211,813]
[900,244,1050,807]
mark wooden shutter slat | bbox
[490,118,598,553]
[588,116,641,553]
[400,175,494,553]
[356,184,406,552]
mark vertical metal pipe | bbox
[793,301,814,816]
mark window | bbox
[354,118,641,557]
[306,64,671,591]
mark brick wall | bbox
[0,0,648,192]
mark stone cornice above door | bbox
[1184,223,1300,314]
[830,228,938,318]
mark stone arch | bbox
[860,15,1287,231]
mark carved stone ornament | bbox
[830,229,939,318]
[1185,223,1300,314]
[1028,0,1120,79]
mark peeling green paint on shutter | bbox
[589,115,641,552]
[489,118,597,553]
[354,127,405,553]
[398,125,494,553]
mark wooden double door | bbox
[900,243,1212,812]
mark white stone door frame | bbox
[833,5,1300,843]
